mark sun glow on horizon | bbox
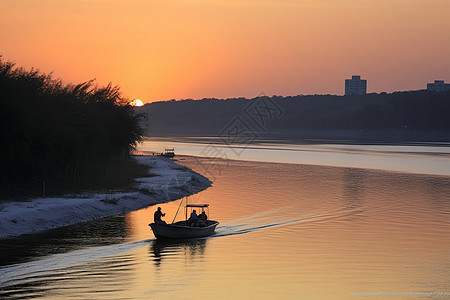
[131,99,144,107]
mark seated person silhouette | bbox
[199,211,207,220]
[198,211,208,226]
[189,209,199,227]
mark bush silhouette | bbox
[0,56,145,198]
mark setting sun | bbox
[131,99,144,107]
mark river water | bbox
[1,141,450,299]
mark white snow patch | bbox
[0,155,211,239]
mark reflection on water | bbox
[138,139,450,176]
[343,168,367,209]
[0,215,127,267]
[1,154,450,299]
[150,239,207,267]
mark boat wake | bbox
[0,205,361,290]
[213,205,362,238]
[0,239,154,288]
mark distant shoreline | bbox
[137,90,450,146]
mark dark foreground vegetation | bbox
[139,90,450,142]
[0,57,145,200]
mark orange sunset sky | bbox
[1,0,449,103]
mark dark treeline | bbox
[0,57,145,198]
[139,90,450,140]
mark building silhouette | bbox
[345,75,367,96]
[427,80,450,92]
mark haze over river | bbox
[1,140,449,299]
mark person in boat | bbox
[189,209,199,227]
[199,211,207,221]
[154,207,166,224]
[198,210,208,226]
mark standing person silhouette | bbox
[154,207,166,224]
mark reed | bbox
[0,56,146,200]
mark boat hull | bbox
[149,220,219,239]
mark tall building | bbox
[427,80,450,92]
[345,75,367,96]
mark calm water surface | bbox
[139,138,450,176]
[1,148,450,299]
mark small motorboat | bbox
[149,203,219,239]
[160,147,175,158]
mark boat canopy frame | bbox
[185,204,210,221]
[172,197,212,224]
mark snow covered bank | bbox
[0,155,212,239]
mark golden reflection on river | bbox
[0,155,448,299]
[120,157,450,299]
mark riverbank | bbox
[0,155,211,239]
